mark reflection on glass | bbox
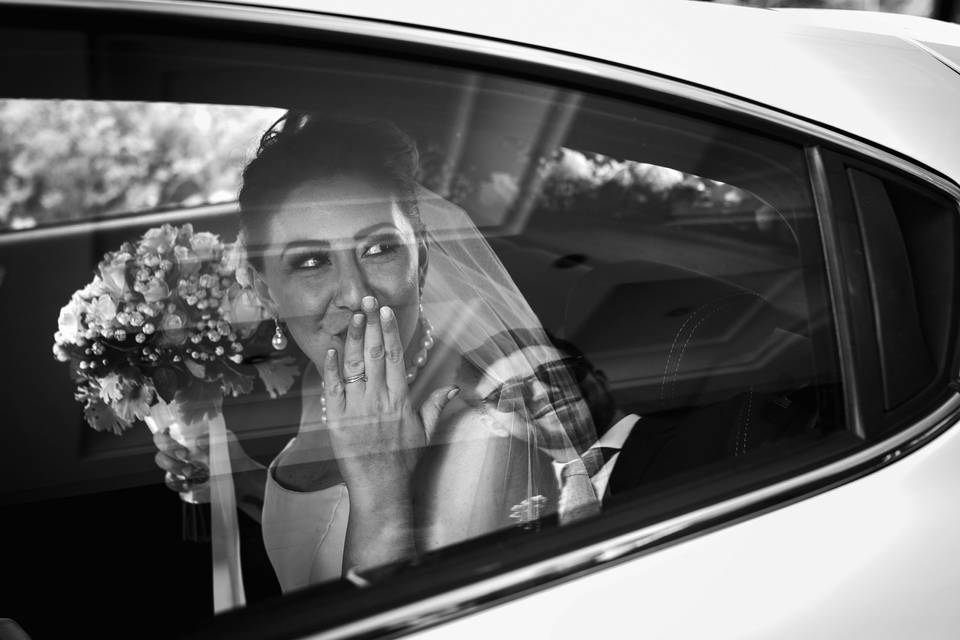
[0,100,284,232]
[6,38,839,637]
[709,0,933,16]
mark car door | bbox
[1,3,958,639]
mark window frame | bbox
[3,2,960,638]
[815,148,960,439]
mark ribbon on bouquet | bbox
[208,411,246,613]
[145,399,246,613]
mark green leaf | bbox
[84,400,131,435]
[255,355,300,399]
[150,366,179,403]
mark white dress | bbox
[262,445,349,592]
[261,365,349,592]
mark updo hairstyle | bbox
[238,112,424,269]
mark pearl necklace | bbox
[319,314,435,423]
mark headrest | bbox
[561,260,786,413]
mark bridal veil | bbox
[208,125,602,610]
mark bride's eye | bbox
[292,253,331,270]
[361,239,398,259]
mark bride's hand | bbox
[322,295,457,501]
[153,429,261,495]
[153,430,210,493]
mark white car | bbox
[2,1,960,639]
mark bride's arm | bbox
[341,459,418,572]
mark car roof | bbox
[34,0,960,183]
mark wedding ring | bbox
[343,373,367,384]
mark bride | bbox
[156,113,601,595]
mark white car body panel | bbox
[408,417,960,639]
[216,0,960,184]
[17,2,960,637]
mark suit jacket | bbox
[607,387,817,497]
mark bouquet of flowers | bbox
[52,223,298,502]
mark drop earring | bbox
[271,319,288,351]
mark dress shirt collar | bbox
[596,414,641,451]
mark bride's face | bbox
[257,175,423,368]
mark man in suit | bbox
[551,336,816,502]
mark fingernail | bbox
[352,313,364,326]
[362,296,377,311]
[326,348,337,364]
[380,306,393,320]
[447,387,460,400]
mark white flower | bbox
[140,225,178,254]
[158,311,188,346]
[236,266,253,288]
[52,342,70,362]
[57,300,84,344]
[80,276,108,300]
[190,232,221,261]
[139,278,170,303]
[92,295,118,323]
[99,262,128,298]
[174,245,200,277]
[99,373,124,403]
[221,285,267,338]
[161,311,185,331]
[222,235,254,287]
[221,236,243,271]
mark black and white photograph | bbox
[2,1,960,638]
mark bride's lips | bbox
[321,321,350,354]
[326,328,348,349]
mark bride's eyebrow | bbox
[278,225,400,260]
[353,222,400,240]
[280,240,329,261]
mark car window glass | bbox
[0,99,283,232]
[846,163,959,422]
[1,19,849,638]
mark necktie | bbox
[557,447,622,523]
[580,446,619,478]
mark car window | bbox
[818,149,960,436]
[0,11,854,639]
[0,100,284,232]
